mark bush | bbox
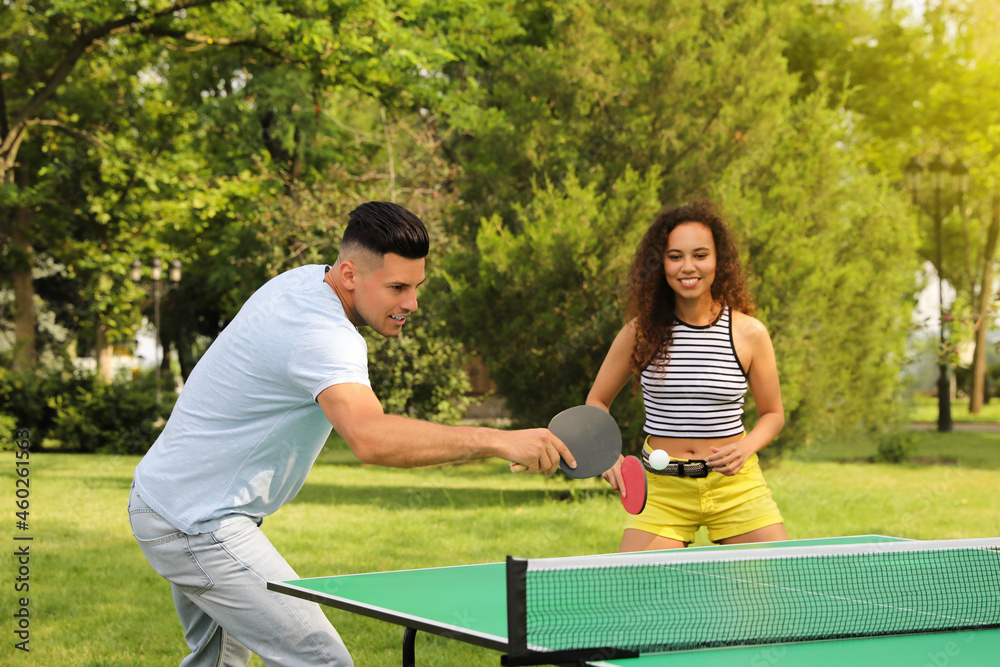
[446,170,662,432]
[874,429,919,464]
[365,319,475,425]
[47,371,170,454]
[0,366,169,453]
[0,412,17,452]
[0,365,66,436]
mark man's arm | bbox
[317,383,575,475]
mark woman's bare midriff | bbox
[647,432,746,460]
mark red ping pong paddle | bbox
[620,455,647,515]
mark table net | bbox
[505,538,1000,658]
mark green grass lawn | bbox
[906,391,1000,424]
[3,432,999,666]
[783,392,1000,469]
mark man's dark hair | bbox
[341,202,429,259]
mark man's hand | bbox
[505,429,576,476]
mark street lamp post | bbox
[132,258,182,403]
[904,155,969,432]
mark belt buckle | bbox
[678,460,710,478]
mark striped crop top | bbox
[640,306,748,439]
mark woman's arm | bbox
[587,321,638,490]
[706,312,785,475]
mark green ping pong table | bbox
[268,535,1000,666]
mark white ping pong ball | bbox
[648,449,670,470]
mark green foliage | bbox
[874,429,919,464]
[7,0,996,449]
[0,365,167,453]
[447,168,661,442]
[46,371,168,454]
[2,0,519,389]
[0,365,66,435]
[446,0,798,238]
[364,319,475,425]
[781,1,1000,407]
[447,0,922,452]
[0,412,17,452]
[0,258,80,369]
[715,90,919,452]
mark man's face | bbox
[351,253,425,337]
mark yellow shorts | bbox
[623,441,784,544]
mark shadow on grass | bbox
[55,455,612,511]
[76,469,602,511]
[292,483,611,510]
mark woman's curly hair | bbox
[626,200,756,374]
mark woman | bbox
[588,201,788,551]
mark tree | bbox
[453,169,662,437]
[0,0,519,385]
[1,0,234,372]
[783,0,1000,412]
[716,91,919,448]
[444,0,922,451]
[444,0,799,434]
[443,0,797,240]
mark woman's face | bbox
[663,222,716,302]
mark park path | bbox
[909,422,1000,433]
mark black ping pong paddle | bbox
[508,405,621,478]
[549,405,621,479]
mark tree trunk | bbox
[969,192,1000,413]
[9,164,36,371]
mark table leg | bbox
[402,627,417,667]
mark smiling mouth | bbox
[680,278,700,286]
[390,315,406,323]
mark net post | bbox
[506,556,529,658]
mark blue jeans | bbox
[128,485,353,666]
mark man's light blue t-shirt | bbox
[133,265,370,534]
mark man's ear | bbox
[338,260,361,289]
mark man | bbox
[128,202,573,666]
